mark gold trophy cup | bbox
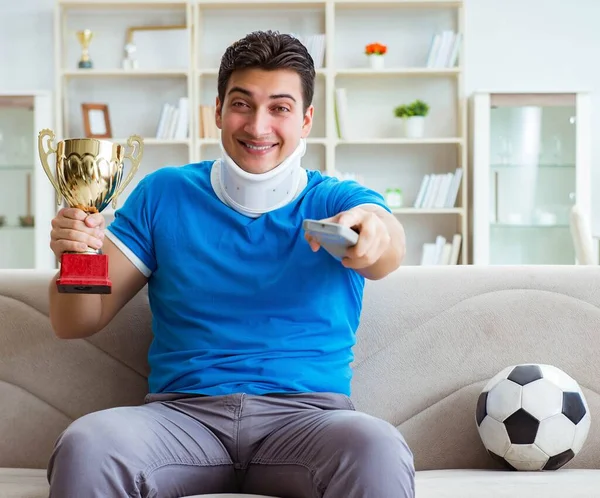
[38,129,143,294]
[77,29,94,69]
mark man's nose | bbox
[244,108,272,137]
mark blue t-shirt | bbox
[106,161,390,396]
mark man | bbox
[47,30,414,498]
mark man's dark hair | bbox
[218,30,315,113]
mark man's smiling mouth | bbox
[238,140,278,151]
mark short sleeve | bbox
[326,179,392,217]
[105,176,156,277]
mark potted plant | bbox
[365,42,387,70]
[394,99,430,138]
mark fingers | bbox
[347,213,375,258]
[50,208,105,257]
[335,209,362,230]
[305,207,390,268]
[57,208,105,229]
[52,227,103,248]
[58,207,88,221]
[304,232,320,252]
[342,212,390,270]
[85,213,105,229]
[342,232,389,269]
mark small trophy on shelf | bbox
[77,29,94,69]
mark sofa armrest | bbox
[0,269,152,469]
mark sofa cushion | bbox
[415,469,600,497]
[187,470,600,497]
[0,468,48,498]
[8,467,598,498]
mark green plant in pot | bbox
[393,99,430,138]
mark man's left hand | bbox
[305,206,391,270]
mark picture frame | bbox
[81,103,112,139]
[123,24,188,70]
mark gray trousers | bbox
[47,392,415,498]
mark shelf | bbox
[335,68,460,76]
[197,68,327,76]
[391,207,464,214]
[336,138,463,145]
[198,0,325,7]
[491,223,570,229]
[490,163,575,169]
[59,0,187,8]
[62,69,189,78]
[306,138,328,145]
[0,165,33,171]
[112,138,190,146]
[59,0,462,5]
[0,226,35,231]
[334,0,462,8]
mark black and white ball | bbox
[476,364,591,471]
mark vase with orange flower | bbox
[365,42,387,70]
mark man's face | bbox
[216,68,313,174]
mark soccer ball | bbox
[475,363,591,471]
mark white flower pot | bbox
[369,55,385,70]
[404,116,425,138]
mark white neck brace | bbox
[212,138,307,218]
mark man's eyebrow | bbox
[228,86,252,97]
[270,93,296,102]
[228,86,297,102]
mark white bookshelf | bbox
[54,0,468,265]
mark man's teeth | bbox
[243,142,272,150]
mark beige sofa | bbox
[0,265,599,497]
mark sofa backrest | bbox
[0,265,598,471]
[353,265,600,471]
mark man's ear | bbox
[301,104,314,138]
[215,96,222,130]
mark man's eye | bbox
[275,106,290,112]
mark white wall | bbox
[464,0,600,235]
[0,1,55,93]
[1,0,599,236]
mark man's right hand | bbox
[50,207,105,259]
[48,208,148,340]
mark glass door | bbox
[0,92,55,270]
[472,92,592,265]
[0,96,36,269]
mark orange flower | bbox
[365,42,387,56]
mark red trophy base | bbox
[56,253,112,294]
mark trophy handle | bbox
[113,135,144,209]
[37,129,62,206]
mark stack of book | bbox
[155,97,189,140]
[199,105,220,139]
[334,88,349,139]
[413,168,462,209]
[292,33,326,69]
[425,30,462,68]
[332,169,365,184]
[420,234,462,265]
